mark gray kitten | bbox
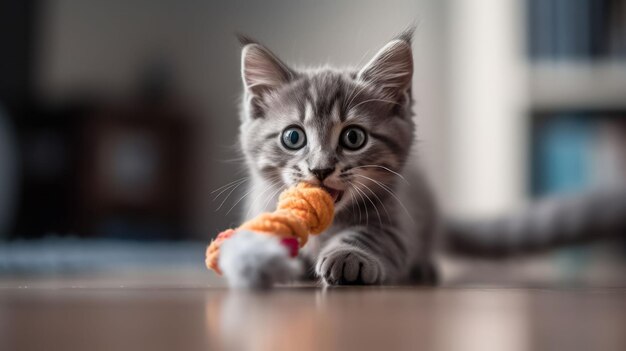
[236,31,626,286]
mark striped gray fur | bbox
[235,30,626,286]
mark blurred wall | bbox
[446,0,528,218]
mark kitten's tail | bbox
[444,187,626,257]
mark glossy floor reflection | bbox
[1,276,625,351]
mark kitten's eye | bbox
[281,126,307,150]
[340,126,367,150]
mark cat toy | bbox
[205,182,334,288]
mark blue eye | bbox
[340,126,367,150]
[281,126,307,150]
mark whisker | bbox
[351,183,369,226]
[353,183,381,227]
[212,180,244,202]
[353,174,415,224]
[350,165,409,184]
[210,177,249,195]
[354,180,390,225]
[225,173,292,216]
[225,186,257,216]
[243,178,283,219]
[348,188,362,224]
[214,178,249,210]
[261,182,287,214]
[217,155,248,164]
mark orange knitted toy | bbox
[206,183,335,275]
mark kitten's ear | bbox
[357,38,413,98]
[241,41,294,98]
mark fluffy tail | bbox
[445,187,626,257]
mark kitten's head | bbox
[239,32,415,213]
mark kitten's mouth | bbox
[321,186,344,204]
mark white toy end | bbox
[218,230,302,289]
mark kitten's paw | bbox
[316,248,384,285]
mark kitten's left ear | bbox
[358,38,413,98]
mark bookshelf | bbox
[526,0,626,198]
[443,0,626,218]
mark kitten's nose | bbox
[309,167,335,181]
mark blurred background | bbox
[0,0,624,284]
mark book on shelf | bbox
[532,113,626,196]
[527,0,625,60]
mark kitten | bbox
[237,29,436,285]
[236,30,626,286]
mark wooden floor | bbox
[1,273,625,351]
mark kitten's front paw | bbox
[316,248,384,285]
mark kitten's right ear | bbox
[357,32,413,99]
[240,39,294,99]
